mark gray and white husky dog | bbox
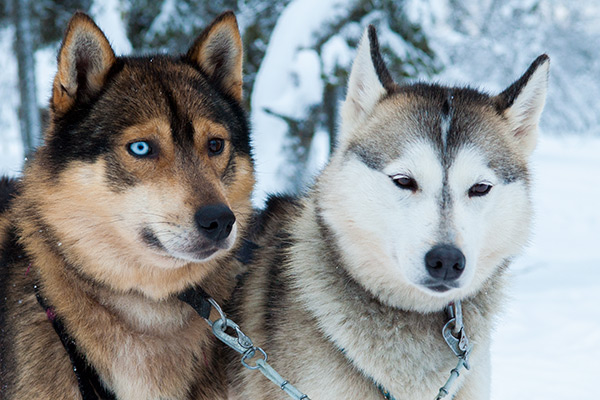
[229,26,549,399]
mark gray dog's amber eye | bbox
[469,183,492,197]
[208,138,225,156]
[128,141,154,158]
[391,174,418,192]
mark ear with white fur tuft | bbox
[495,54,550,158]
[340,25,395,144]
[186,11,243,101]
[52,12,116,116]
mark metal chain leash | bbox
[435,301,474,400]
[187,291,470,400]
[206,299,311,400]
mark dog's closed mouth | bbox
[428,284,452,293]
[421,280,460,293]
[140,224,236,262]
[169,247,220,263]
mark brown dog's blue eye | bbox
[128,141,153,157]
[208,138,224,156]
[469,183,492,197]
[391,174,418,192]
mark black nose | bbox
[424,244,466,281]
[194,204,236,242]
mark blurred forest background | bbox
[1,0,599,201]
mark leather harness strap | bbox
[34,285,117,400]
[176,286,213,319]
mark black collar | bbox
[176,285,212,319]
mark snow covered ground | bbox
[491,135,600,399]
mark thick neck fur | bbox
[287,195,507,397]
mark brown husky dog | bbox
[0,11,253,400]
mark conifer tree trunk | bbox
[13,0,41,155]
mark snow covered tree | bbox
[0,0,93,50]
[123,0,290,107]
[251,0,439,201]
[13,0,40,154]
[405,0,600,136]
[2,0,93,155]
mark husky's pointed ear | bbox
[52,12,116,116]
[340,25,395,143]
[494,55,550,158]
[186,11,243,101]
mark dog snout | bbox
[194,204,236,242]
[424,244,465,281]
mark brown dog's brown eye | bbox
[208,138,224,156]
[469,183,492,197]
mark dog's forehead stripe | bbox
[155,76,196,148]
[161,65,250,157]
[144,63,236,149]
[439,91,456,239]
[440,90,454,152]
